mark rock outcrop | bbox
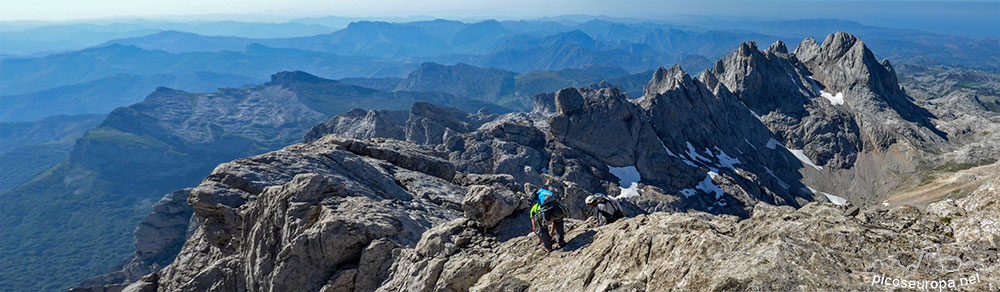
[708,40,862,169]
[91,32,1000,292]
[303,108,408,143]
[139,135,482,291]
[307,102,497,146]
[706,32,974,208]
[793,32,946,149]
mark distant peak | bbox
[832,31,859,42]
[767,40,788,54]
[584,80,625,94]
[792,37,821,60]
[800,37,819,47]
[737,42,759,56]
[822,31,864,55]
[560,30,594,40]
[269,71,328,84]
[645,65,691,96]
[698,69,720,88]
[591,80,614,88]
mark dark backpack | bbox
[595,197,624,223]
[535,189,566,222]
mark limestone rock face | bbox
[406,101,496,145]
[461,182,528,228]
[303,108,408,143]
[444,116,548,187]
[94,32,1000,292]
[549,87,643,167]
[708,40,862,169]
[379,173,1000,292]
[458,201,1000,291]
[133,189,196,266]
[307,101,497,146]
[793,31,946,151]
[150,136,469,291]
[704,32,970,207]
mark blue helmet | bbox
[535,189,554,204]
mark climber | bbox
[530,188,568,252]
[586,193,624,226]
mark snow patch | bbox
[823,193,848,206]
[609,165,642,199]
[744,138,758,150]
[820,90,845,105]
[680,188,697,197]
[807,187,847,206]
[714,147,741,169]
[696,171,725,200]
[766,137,822,170]
[788,149,822,170]
[617,182,640,199]
[685,142,711,163]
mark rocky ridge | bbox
[56,71,506,292]
[83,32,1000,291]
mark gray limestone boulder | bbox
[461,184,528,228]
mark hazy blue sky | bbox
[3,0,999,36]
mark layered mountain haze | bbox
[0,72,506,291]
[62,31,1000,291]
[0,43,414,96]
[4,16,997,138]
[0,72,256,123]
[341,62,638,110]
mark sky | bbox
[2,0,998,36]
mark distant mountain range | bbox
[2,17,996,125]
[0,72,256,122]
[70,18,1000,73]
[0,43,416,96]
[342,62,646,110]
[0,20,339,56]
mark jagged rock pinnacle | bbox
[767,40,788,54]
